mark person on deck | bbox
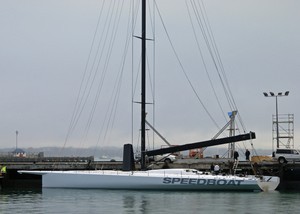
[214,164,220,175]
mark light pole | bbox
[263,91,289,148]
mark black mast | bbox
[141,0,147,170]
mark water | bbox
[1,188,299,213]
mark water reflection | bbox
[0,188,42,213]
[0,187,42,195]
[122,193,151,213]
[1,188,300,213]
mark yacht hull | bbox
[19,169,279,191]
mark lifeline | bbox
[162,177,244,186]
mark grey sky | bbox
[0,0,299,152]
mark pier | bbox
[1,156,300,190]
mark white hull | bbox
[19,169,279,191]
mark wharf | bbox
[1,156,300,191]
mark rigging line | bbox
[191,0,232,111]
[97,33,130,149]
[198,0,243,120]
[197,3,248,137]
[130,56,151,147]
[132,0,140,30]
[152,0,156,150]
[147,0,155,41]
[63,1,105,143]
[198,3,246,134]
[131,0,140,145]
[198,0,247,132]
[72,0,120,149]
[74,0,126,152]
[146,129,151,149]
[94,0,132,150]
[132,58,141,101]
[193,0,247,136]
[197,0,226,80]
[66,0,115,144]
[131,0,134,146]
[154,1,220,130]
[193,0,247,134]
[199,0,236,111]
[99,71,123,148]
[131,57,141,148]
[237,113,247,133]
[146,52,155,102]
[62,0,107,149]
[95,0,121,90]
[196,1,229,91]
[191,0,234,115]
[193,1,232,109]
[95,89,119,151]
[191,1,220,74]
[131,2,143,104]
[135,127,141,152]
[186,0,227,123]
[89,0,127,146]
[109,1,134,132]
[146,0,155,103]
[87,0,117,93]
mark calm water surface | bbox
[1,188,299,213]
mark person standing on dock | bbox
[0,166,6,177]
[234,151,239,161]
[245,149,250,161]
[0,166,6,174]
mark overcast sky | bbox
[1,0,299,154]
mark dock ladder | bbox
[233,159,239,174]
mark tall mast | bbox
[141,0,147,170]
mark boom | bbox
[145,132,255,156]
